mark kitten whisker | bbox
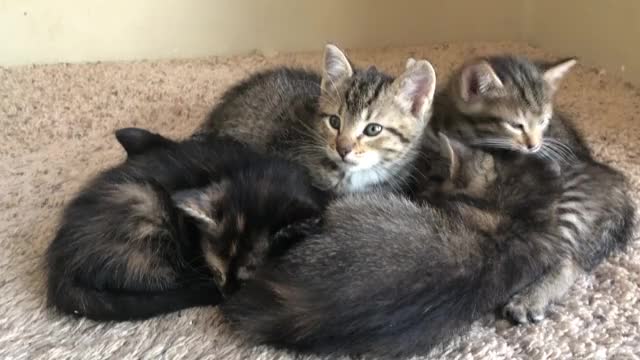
[535,149,557,165]
[541,143,575,164]
[470,138,516,151]
[543,139,577,162]
[538,146,562,163]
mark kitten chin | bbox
[198,44,437,195]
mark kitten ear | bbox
[321,44,353,93]
[393,59,437,120]
[172,183,226,229]
[438,133,470,180]
[115,127,173,157]
[459,60,504,102]
[405,58,417,69]
[173,183,230,286]
[543,57,577,93]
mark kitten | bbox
[420,55,636,323]
[220,135,575,358]
[429,55,581,157]
[46,128,326,321]
[197,44,436,194]
[501,160,635,323]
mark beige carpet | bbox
[1,42,639,359]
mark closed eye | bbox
[505,121,524,132]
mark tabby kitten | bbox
[421,55,636,324]
[46,128,326,321]
[429,55,580,157]
[220,135,571,358]
[198,45,436,194]
[502,159,635,323]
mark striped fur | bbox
[430,55,576,154]
[421,54,636,324]
[503,159,635,324]
[198,45,436,194]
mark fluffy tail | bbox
[47,275,221,321]
[221,232,559,358]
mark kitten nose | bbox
[524,134,541,152]
[336,142,353,159]
[526,142,541,152]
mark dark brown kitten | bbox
[46,128,326,321]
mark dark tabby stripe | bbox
[345,70,392,114]
[487,56,546,111]
[385,127,411,144]
[556,206,585,217]
[557,195,585,204]
[365,79,387,109]
[558,219,583,237]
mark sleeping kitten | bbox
[429,55,581,157]
[220,135,574,358]
[46,128,326,321]
[197,44,436,194]
[505,164,635,323]
[420,55,636,324]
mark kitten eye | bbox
[363,123,383,137]
[506,122,525,132]
[328,115,341,130]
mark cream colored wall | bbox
[524,0,640,84]
[4,0,639,85]
[0,0,524,66]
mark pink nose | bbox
[337,143,353,159]
[526,142,541,152]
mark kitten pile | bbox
[46,45,635,358]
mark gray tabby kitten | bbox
[198,45,436,194]
[429,55,580,156]
[419,55,636,324]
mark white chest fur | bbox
[339,168,387,193]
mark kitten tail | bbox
[47,275,221,321]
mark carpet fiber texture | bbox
[1,42,639,359]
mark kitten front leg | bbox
[503,259,582,324]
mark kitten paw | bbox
[502,294,547,325]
